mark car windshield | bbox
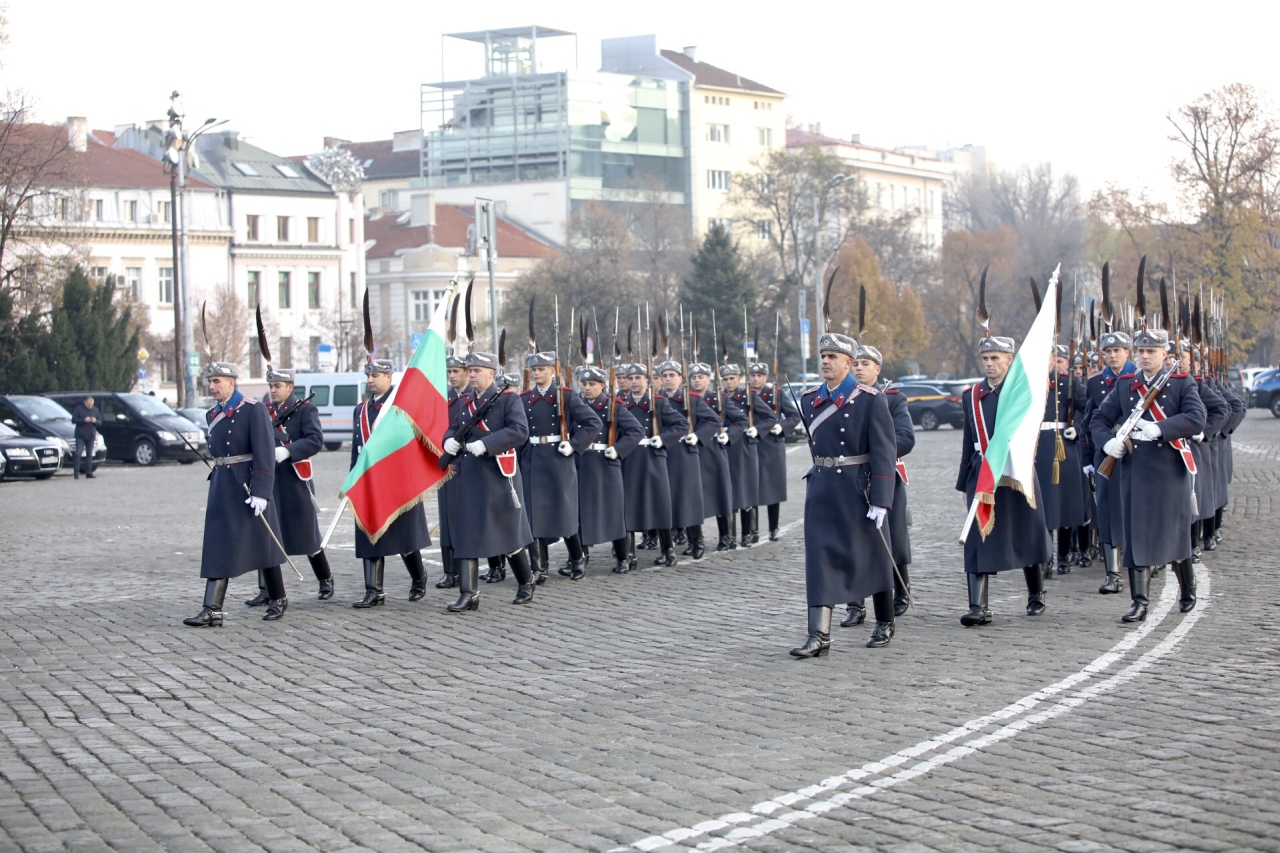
[121,393,179,418]
[0,422,17,438]
[12,396,73,422]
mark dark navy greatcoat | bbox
[1082,363,1134,546]
[1193,377,1229,522]
[268,396,323,555]
[800,376,897,606]
[351,389,432,559]
[658,389,706,528]
[957,378,1052,575]
[754,384,801,507]
[1090,372,1206,568]
[201,391,285,579]
[884,389,915,567]
[728,387,773,510]
[688,391,734,519]
[437,387,466,551]
[1034,373,1089,530]
[577,393,644,545]
[620,392,685,531]
[1218,379,1246,494]
[444,384,533,559]
[519,383,602,539]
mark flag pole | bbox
[958,497,981,545]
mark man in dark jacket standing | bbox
[71,395,100,479]
[749,364,801,541]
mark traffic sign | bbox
[411,332,424,352]
[187,351,200,369]
[137,347,149,361]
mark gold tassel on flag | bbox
[1052,431,1065,484]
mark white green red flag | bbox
[969,266,1059,540]
[340,289,453,543]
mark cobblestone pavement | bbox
[1,415,1278,852]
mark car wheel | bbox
[920,410,940,431]
[1270,396,1280,419]
[133,439,157,466]
[323,441,342,452]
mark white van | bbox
[289,371,368,451]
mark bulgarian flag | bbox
[964,266,1059,541]
[339,288,453,543]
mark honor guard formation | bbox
[182,260,1245,660]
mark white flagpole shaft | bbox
[958,497,981,545]
[319,496,349,550]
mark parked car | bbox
[176,407,211,439]
[888,382,965,430]
[1239,367,1276,391]
[0,394,106,470]
[44,391,205,466]
[289,371,369,450]
[0,421,62,480]
[1249,370,1280,418]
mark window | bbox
[233,162,260,176]
[246,215,259,241]
[274,163,301,178]
[123,200,138,222]
[278,271,291,309]
[158,267,174,304]
[349,218,355,244]
[709,217,733,232]
[249,344,262,377]
[278,337,293,369]
[753,100,773,111]
[379,189,399,209]
[707,124,729,143]
[757,127,772,146]
[308,385,331,406]
[54,196,70,219]
[707,170,732,191]
[755,173,774,194]
[124,267,141,299]
[703,95,729,106]
[93,199,104,220]
[412,288,449,323]
[277,216,290,241]
[247,271,260,306]
[350,272,357,308]
[307,217,320,243]
[157,200,171,224]
[333,384,360,406]
[929,190,936,214]
[755,220,774,240]
[88,265,109,282]
[307,271,321,309]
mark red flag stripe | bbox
[346,440,444,540]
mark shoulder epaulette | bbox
[242,397,259,405]
[857,382,880,395]
[885,388,901,395]
[1087,370,1104,381]
[962,386,974,395]
[1171,372,1189,379]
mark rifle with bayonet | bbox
[554,295,568,443]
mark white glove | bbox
[770,423,784,436]
[746,426,759,439]
[638,437,651,447]
[682,433,699,446]
[1083,464,1096,476]
[715,431,730,445]
[557,440,574,457]
[444,437,462,455]
[649,436,664,450]
[1103,437,1127,459]
[466,439,487,456]
[603,445,619,460]
[867,506,888,529]
[245,495,268,516]
[1192,432,1205,442]
[1063,427,1077,440]
[274,446,291,463]
[1132,420,1162,441]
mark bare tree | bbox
[199,279,251,366]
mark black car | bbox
[0,394,107,469]
[0,421,62,480]
[176,407,211,439]
[1249,370,1280,418]
[44,392,206,466]
[888,382,965,430]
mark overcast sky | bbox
[6,0,1278,206]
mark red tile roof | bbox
[365,204,558,259]
[659,50,782,95]
[5,122,215,190]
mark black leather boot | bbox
[790,606,832,658]
[1024,566,1046,616]
[184,579,228,627]
[508,550,536,604]
[447,559,480,612]
[1056,530,1072,574]
[262,567,288,621]
[1122,567,1150,622]
[687,525,705,560]
[353,559,385,608]
[1099,546,1123,594]
[245,570,269,606]
[638,531,657,550]
[627,534,637,572]
[840,601,866,627]
[893,564,911,617]
[436,546,458,589]
[1040,562,1054,580]
[768,504,781,541]
[611,538,629,573]
[749,507,760,544]
[867,591,895,648]
[728,513,738,550]
[673,528,687,546]
[565,534,586,580]
[1173,558,1197,612]
[739,510,753,548]
[1075,526,1092,566]
[654,529,678,567]
[485,555,507,584]
[960,574,991,626]
[404,551,427,601]
[308,551,334,600]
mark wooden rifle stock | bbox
[1096,376,1167,480]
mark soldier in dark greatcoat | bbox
[840,344,915,627]
[349,359,432,608]
[577,366,644,573]
[1185,347,1228,562]
[1082,331,1136,593]
[724,365,773,547]
[956,336,1053,627]
[790,333,899,656]
[184,361,288,627]
[748,363,801,541]
[1211,373,1247,546]
[519,351,602,581]
[239,368,333,604]
[657,361,711,560]
[1092,328,1206,621]
[1035,346,1090,577]
[621,364,687,566]
[433,354,470,589]
[685,362,735,558]
[442,349,537,610]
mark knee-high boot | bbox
[1173,558,1197,612]
[184,579,228,627]
[790,606,832,658]
[245,569,269,606]
[508,549,536,604]
[627,533,637,572]
[686,525,705,560]
[960,574,991,626]
[893,564,911,616]
[739,509,753,548]
[768,503,782,541]
[1122,567,1150,622]
[715,516,732,551]
[867,590,895,647]
[403,551,427,601]
[435,545,458,589]
[262,566,288,620]
[447,559,480,612]
[486,554,507,584]
[654,529,678,567]
[1024,565,1046,615]
[611,537,630,573]
[1099,545,1123,593]
[353,558,385,608]
[308,550,334,599]
[564,533,586,580]
[749,507,760,544]
[1056,529,1072,573]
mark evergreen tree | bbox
[681,223,755,362]
[0,288,54,393]
[39,268,139,392]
